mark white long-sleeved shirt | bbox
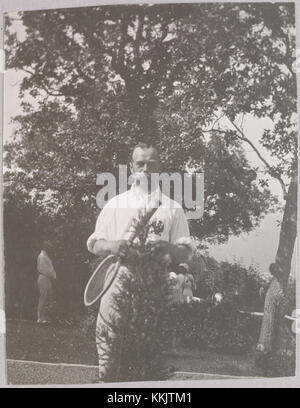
[87,184,192,252]
[87,183,192,323]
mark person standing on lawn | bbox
[87,142,193,381]
[36,242,57,324]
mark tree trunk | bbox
[257,174,297,372]
[127,91,158,142]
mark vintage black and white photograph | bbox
[1,1,298,385]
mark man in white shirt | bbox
[37,242,57,324]
[87,143,193,380]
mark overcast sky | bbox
[3,12,297,278]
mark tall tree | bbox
[158,3,297,369]
[4,4,273,244]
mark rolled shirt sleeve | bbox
[87,206,112,253]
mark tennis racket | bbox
[84,200,161,307]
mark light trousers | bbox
[37,274,53,322]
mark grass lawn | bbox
[6,319,98,365]
[6,319,265,384]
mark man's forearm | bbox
[92,239,191,264]
[92,239,117,257]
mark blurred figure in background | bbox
[36,241,57,324]
[168,263,195,304]
[178,263,195,303]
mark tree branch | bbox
[111,15,132,85]
[21,68,65,97]
[279,32,295,76]
[201,118,288,198]
[134,11,145,76]
[229,120,288,198]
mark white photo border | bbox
[0,0,299,388]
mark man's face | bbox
[130,147,161,179]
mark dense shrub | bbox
[175,254,296,355]
[174,301,261,354]
[3,194,94,320]
[100,228,176,382]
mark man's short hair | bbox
[131,142,160,160]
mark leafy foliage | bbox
[100,220,175,382]
[4,3,285,250]
[175,255,295,358]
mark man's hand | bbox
[111,240,130,258]
[115,240,141,261]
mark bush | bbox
[174,301,261,354]
[3,192,95,321]
[101,242,176,383]
[176,253,295,355]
